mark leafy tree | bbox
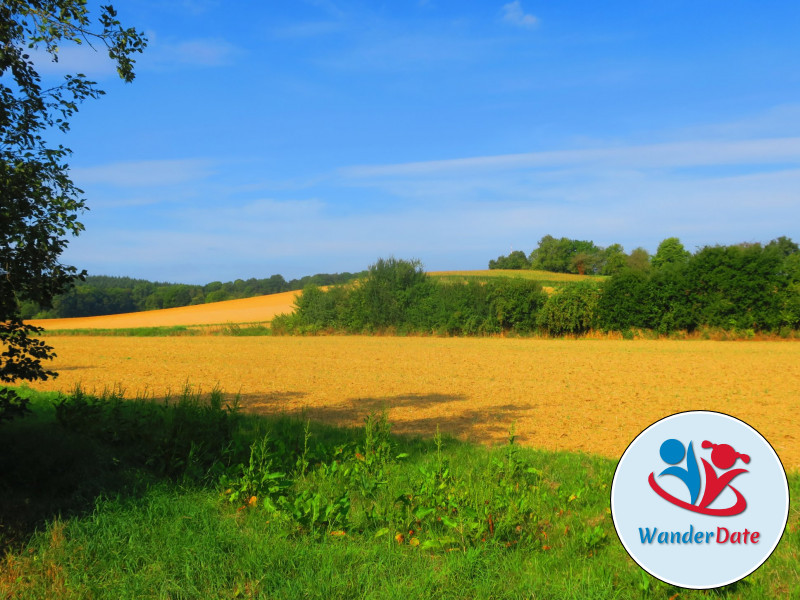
[530,235,568,272]
[530,235,602,274]
[488,250,530,270]
[348,258,432,330]
[626,247,651,273]
[1,2,146,419]
[651,237,691,269]
[683,244,786,331]
[766,236,799,258]
[570,250,595,275]
[599,243,627,275]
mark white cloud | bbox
[61,129,800,281]
[164,38,239,66]
[71,159,217,187]
[302,0,345,18]
[271,21,343,39]
[28,45,120,78]
[67,156,800,281]
[502,1,539,29]
[139,32,241,68]
[340,137,800,178]
[317,31,497,72]
[29,34,240,78]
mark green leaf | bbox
[440,515,458,529]
[414,507,436,521]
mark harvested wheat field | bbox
[26,290,299,330]
[429,269,602,282]
[27,335,800,471]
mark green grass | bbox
[40,322,274,337]
[1,388,798,599]
[39,325,202,336]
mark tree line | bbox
[490,235,662,275]
[276,237,800,336]
[21,271,366,319]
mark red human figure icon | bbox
[698,441,750,510]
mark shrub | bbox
[486,278,547,333]
[537,282,600,336]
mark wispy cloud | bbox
[142,35,241,68]
[164,38,239,66]
[301,0,345,19]
[340,137,800,178]
[71,159,217,187]
[63,121,800,281]
[317,31,498,71]
[30,45,120,78]
[502,1,539,29]
[271,21,343,39]
[179,0,220,14]
[32,35,240,77]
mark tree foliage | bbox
[274,258,547,335]
[537,281,601,336]
[488,250,530,270]
[1,2,146,417]
[281,243,800,338]
[651,237,690,269]
[596,239,800,334]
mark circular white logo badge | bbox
[611,411,789,589]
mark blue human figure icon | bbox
[658,439,701,505]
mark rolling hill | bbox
[27,290,300,330]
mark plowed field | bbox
[28,336,800,470]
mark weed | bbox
[581,524,609,553]
[221,434,288,510]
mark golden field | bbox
[26,290,299,330]
[28,335,800,471]
[429,269,603,282]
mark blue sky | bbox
[40,0,800,283]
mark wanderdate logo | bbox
[611,411,789,589]
[649,438,750,516]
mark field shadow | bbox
[0,408,137,555]
[0,388,530,554]
[386,403,538,444]
[237,391,536,445]
[236,391,307,411]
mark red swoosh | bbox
[648,472,747,516]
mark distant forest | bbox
[21,271,366,319]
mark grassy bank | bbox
[1,388,797,598]
[37,322,273,337]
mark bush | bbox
[0,388,31,424]
[347,258,433,330]
[486,278,547,333]
[537,282,600,336]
